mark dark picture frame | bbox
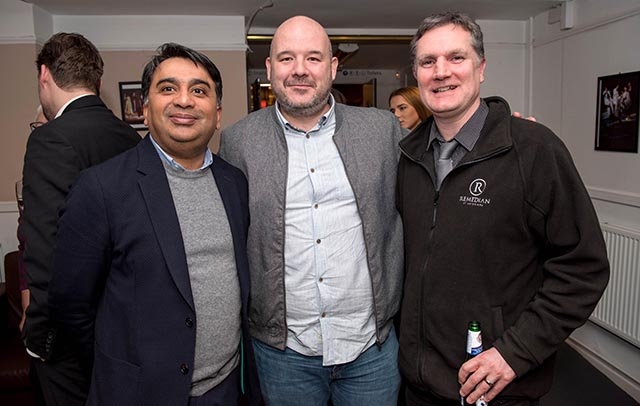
[595,71,639,153]
[118,81,146,130]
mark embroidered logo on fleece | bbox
[459,178,491,207]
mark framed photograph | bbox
[119,81,146,130]
[595,71,639,153]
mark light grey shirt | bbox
[276,97,377,366]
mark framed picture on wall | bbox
[118,81,146,130]
[594,71,639,153]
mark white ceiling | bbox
[22,0,562,70]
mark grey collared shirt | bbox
[429,99,489,167]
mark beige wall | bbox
[0,47,248,202]
[0,43,40,202]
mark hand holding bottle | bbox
[459,347,516,404]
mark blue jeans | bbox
[253,327,400,406]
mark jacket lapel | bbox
[136,136,195,311]
[210,160,250,305]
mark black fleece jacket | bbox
[396,96,609,400]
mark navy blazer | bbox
[49,136,261,406]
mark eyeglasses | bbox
[30,121,45,131]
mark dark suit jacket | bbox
[48,136,261,406]
[22,95,140,358]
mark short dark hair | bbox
[36,32,103,95]
[410,12,485,69]
[141,43,223,105]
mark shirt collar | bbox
[148,134,213,172]
[55,93,94,118]
[428,99,489,151]
[275,94,335,134]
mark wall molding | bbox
[588,186,640,208]
[0,35,37,45]
[0,202,18,214]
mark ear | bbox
[38,64,50,85]
[265,57,272,82]
[215,106,222,130]
[478,58,487,83]
[330,56,338,81]
[143,101,149,127]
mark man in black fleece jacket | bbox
[396,12,610,406]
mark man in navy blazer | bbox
[49,43,261,406]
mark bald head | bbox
[266,15,338,127]
[270,16,332,58]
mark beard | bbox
[273,79,332,118]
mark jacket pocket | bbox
[88,343,141,405]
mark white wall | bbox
[479,20,529,114]
[531,1,640,401]
[53,15,246,51]
[0,0,37,43]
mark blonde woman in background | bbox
[389,86,431,132]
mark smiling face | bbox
[414,24,486,125]
[389,94,422,131]
[266,16,338,121]
[143,57,221,169]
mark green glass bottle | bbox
[466,321,483,359]
[462,321,488,406]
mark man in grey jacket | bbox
[219,15,403,406]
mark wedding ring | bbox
[484,378,494,386]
